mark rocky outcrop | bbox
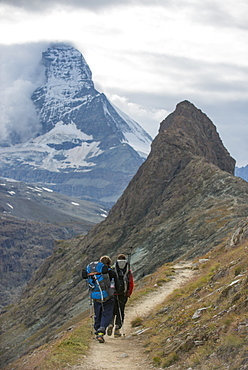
[1,101,247,367]
[158,100,235,174]
[80,101,240,274]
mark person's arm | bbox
[127,270,134,297]
[82,269,88,279]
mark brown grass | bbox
[135,237,248,369]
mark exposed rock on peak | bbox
[158,100,235,174]
[42,44,93,86]
[80,101,246,274]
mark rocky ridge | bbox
[1,101,248,367]
[81,101,241,275]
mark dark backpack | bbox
[85,261,115,302]
[115,261,130,295]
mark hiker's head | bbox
[117,254,127,269]
[100,255,112,266]
[117,254,126,260]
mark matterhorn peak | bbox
[41,44,93,88]
[0,43,152,206]
[32,43,96,133]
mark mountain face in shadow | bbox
[1,101,248,367]
[81,101,241,275]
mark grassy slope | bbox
[141,221,248,369]
[4,219,247,369]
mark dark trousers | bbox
[93,297,114,334]
[113,295,127,329]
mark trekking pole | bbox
[94,276,105,312]
[89,294,95,338]
[127,246,133,266]
[116,296,125,337]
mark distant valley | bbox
[0,177,107,307]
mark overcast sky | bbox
[0,0,247,166]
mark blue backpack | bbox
[86,261,115,302]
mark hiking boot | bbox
[114,328,121,337]
[107,324,113,336]
[96,332,105,343]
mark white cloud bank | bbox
[0,0,247,166]
[0,43,49,144]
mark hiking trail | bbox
[69,261,194,370]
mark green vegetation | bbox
[128,264,175,304]
[131,317,144,327]
[132,237,248,369]
[4,317,91,370]
[4,227,247,370]
[43,324,90,369]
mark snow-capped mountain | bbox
[235,165,248,182]
[0,44,152,206]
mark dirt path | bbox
[70,262,193,370]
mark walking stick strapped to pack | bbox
[85,261,115,302]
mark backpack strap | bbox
[86,261,113,302]
[115,260,130,295]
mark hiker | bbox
[107,254,134,337]
[82,255,120,343]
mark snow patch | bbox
[42,187,53,192]
[0,122,102,172]
[31,121,93,145]
[113,103,151,158]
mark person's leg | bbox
[113,296,118,321]
[100,298,114,331]
[115,295,127,328]
[93,301,102,333]
[114,295,127,337]
[93,301,106,343]
[107,297,117,335]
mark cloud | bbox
[0,0,247,166]
[109,94,169,137]
[0,43,49,144]
[0,0,165,10]
[192,1,248,30]
[2,0,247,32]
[96,48,248,105]
[0,0,136,12]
